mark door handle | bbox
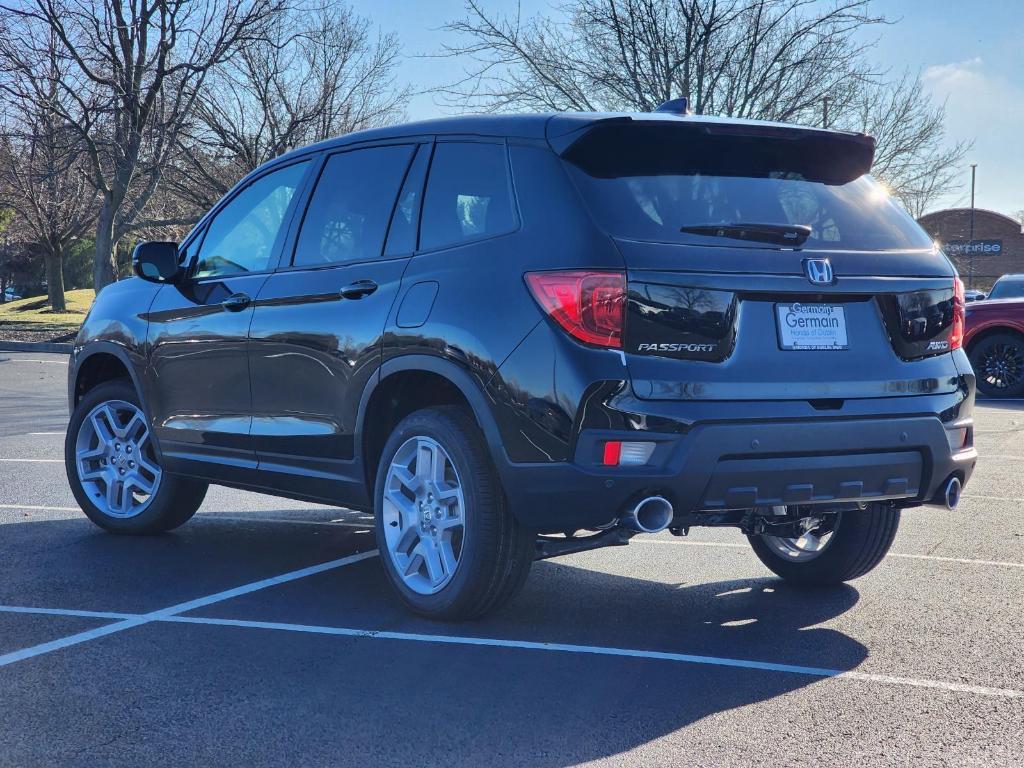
[340,280,378,300]
[220,292,251,312]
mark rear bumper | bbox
[500,411,976,532]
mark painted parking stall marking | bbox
[0,603,1020,700]
[0,550,378,668]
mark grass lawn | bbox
[0,289,95,341]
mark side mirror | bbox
[132,241,182,283]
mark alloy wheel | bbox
[761,506,839,562]
[978,342,1024,392]
[382,435,466,595]
[75,400,162,519]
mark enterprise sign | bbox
[944,239,1003,257]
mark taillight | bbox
[525,271,626,348]
[950,277,965,350]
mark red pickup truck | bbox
[965,298,1024,396]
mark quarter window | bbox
[293,145,414,267]
[385,145,431,256]
[194,161,309,278]
[420,142,516,251]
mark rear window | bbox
[563,123,932,252]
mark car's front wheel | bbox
[65,380,207,534]
[747,503,900,585]
[374,406,534,620]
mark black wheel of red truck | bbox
[374,406,535,620]
[748,503,900,585]
[970,332,1024,397]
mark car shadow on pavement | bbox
[0,517,868,767]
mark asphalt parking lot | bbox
[1,351,1022,767]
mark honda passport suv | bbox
[65,108,978,619]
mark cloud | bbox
[919,57,1024,213]
[922,56,985,89]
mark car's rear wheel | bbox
[747,503,900,585]
[374,406,534,620]
[65,380,207,534]
[969,332,1024,397]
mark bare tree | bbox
[170,1,410,211]
[0,208,18,303]
[839,72,970,217]
[441,0,881,119]
[0,0,284,290]
[441,0,965,205]
[0,33,98,311]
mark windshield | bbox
[987,280,1024,300]
[563,123,933,252]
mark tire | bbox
[374,405,534,620]
[969,332,1024,397]
[65,379,208,535]
[747,503,900,586]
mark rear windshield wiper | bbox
[679,223,812,246]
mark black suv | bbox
[66,110,978,619]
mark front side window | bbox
[194,161,309,279]
[293,145,414,267]
[420,142,516,251]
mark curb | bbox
[0,341,73,354]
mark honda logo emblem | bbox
[803,258,834,285]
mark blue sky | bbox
[349,0,1024,217]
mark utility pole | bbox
[822,96,830,129]
[969,164,977,290]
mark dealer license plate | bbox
[776,303,848,350]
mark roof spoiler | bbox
[548,114,876,183]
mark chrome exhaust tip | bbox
[944,476,962,510]
[620,496,674,534]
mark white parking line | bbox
[0,504,372,527]
[0,549,378,668]
[203,515,372,528]
[0,458,62,463]
[0,503,78,512]
[0,358,67,365]
[0,603,1017,698]
[632,539,1024,569]
[963,493,1024,503]
[0,605,137,620]
[27,432,64,436]
[3,502,1021,569]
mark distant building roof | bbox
[918,208,1023,236]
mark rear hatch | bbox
[558,117,961,401]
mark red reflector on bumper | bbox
[602,441,622,466]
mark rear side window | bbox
[293,145,414,267]
[563,123,932,252]
[420,142,516,251]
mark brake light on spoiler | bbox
[525,271,626,349]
